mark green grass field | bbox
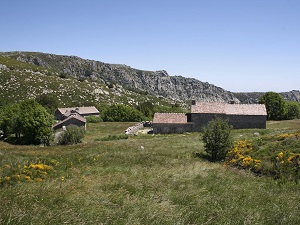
[0,120,300,224]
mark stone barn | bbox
[55,106,100,120]
[152,102,267,134]
[190,102,267,131]
[53,115,87,131]
[152,113,193,134]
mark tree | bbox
[284,101,300,120]
[36,93,59,114]
[0,103,21,138]
[136,101,154,118]
[18,100,54,145]
[0,100,53,145]
[259,92,286,120]
[102,104,145,122]
[202,117,233,161]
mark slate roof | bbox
[153,113,188,124]
[191,102,267,116]
[57,106,99,116]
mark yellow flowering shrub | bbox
[277,132,300,141]
[274,151,300,184]
[0,162,56,187]
[225,140,261,172]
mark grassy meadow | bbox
[0,120,300,224]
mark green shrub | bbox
[86,116,103,123]
[202,117,233,161]
[102,104,145,122]
[58,125,85,145]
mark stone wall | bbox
[125,121,152,135]
[191,113,266,131]
[153,123,194,134]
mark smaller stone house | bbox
[53,114,87,131]
[54,106,100,120]
[153,113,193,134]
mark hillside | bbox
[0,54,191,110]
[1,51,299,106]
[0,51,240,104]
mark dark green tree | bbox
[36,93,59,114]
[0,100,53,145]
[259,92,286,120]
[284,101,300,120]
[202,117,233,162]
[18,100,54,145]
[136,101,154,118]
[102,104,145,122]
[0,103,21,138]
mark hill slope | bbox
[1,51,299,105]
[0,51,240,103]
[0,55,183,110]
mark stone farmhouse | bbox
[153,102,267,134]
[54,106,100,120]
[53,114,87,131]
[53,106,100,131]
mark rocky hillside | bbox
[0,55,184,112]
[1,51,299,105]
[0,52,239,103]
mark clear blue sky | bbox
[1,0,299,92]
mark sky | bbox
[1,0,299,92]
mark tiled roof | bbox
[191,102,226,114]
[53,115,87,129]
[225,104,267,115]
[153,113,188,124]
[57,106,99,115]
[191,102,267,116]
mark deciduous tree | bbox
[259,92,286,120]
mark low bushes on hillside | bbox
[225,132,300,183]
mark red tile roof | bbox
[153,113,188,124]
[191,102,267,116]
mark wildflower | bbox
[278,152,284,158]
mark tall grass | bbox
[0,121,300,224]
